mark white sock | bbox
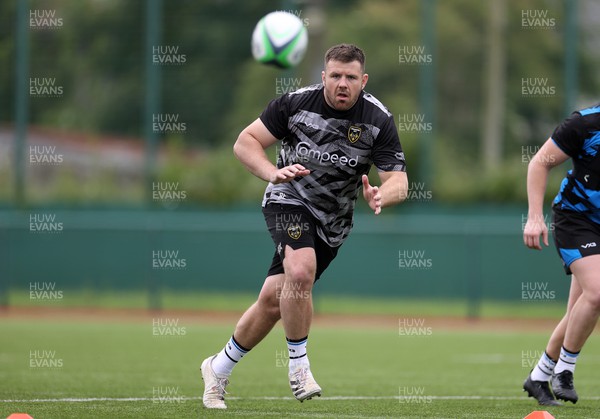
[554,346,579,375]
[287,336,309,371]
[530,351,556,381]
[211,335,249,377]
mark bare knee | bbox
[283,264,315,289]
[257,292,281,320]
[582,291,600,311]
[282,247,316,289]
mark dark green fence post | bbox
[419,0,435,189]
[564,0,578,116]
[466,224,482,319]
[144,0,163,311]
[15,0,30,208]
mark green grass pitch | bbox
[1,316,599,418]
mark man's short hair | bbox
[324,44,365,72]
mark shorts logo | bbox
[287,224,302,240]
[348,126,361,143]
[581,242,597,249]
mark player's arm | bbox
[524,138,569,250]
[362,171,408,215]
[233,118,310,184]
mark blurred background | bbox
[2,0,599,318]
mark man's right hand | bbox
[269,164,311,184]
[523,214,549,250]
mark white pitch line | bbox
[3,395,600,403]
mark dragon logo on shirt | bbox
[287,224,302,240]
[348,126,362,143]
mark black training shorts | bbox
[262,203,339,281]
[552,206,600,275]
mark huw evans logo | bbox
[521,349,544,369]
[29,213,63,233]
[275,349,289,368]
[29,282,63,300]
[30,9,63,29]
[521,145,556,165]
[152,386,185,403]
[521,282,555,301]
[275,213,310,235]
[399,318,432,336]
[398,386,433,404]
[152,114,186,133]
[274,9,309,26]
[30,145,63,164]
[521,9,556,29]
[152,182,187,201]
[397,113,432,133]
[400,182,433,203]
[152,250,187,270]
[398,249,433,270]
[30,78,63,97]
[29,350,63,368]
[276,77,302,95]
[275,281,310,300]
[152,45,186,65]
[398,45,432,65]
[521,214,554,232]
[275,144,309,164]
[152,318,187,337]
[521,78,555,97]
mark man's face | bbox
[321,60,368,111]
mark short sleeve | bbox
[259,95,290,140]
[551,112,586,158]
[372,115,406,172]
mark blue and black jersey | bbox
[552,103,600,224]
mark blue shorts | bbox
[552,206,600,274]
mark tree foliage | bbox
[2,0,599,204]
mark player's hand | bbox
[362,174,382,215]
[269,164,310,184]
[523,214,549,250]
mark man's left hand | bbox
[362,174,382,215]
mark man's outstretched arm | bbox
[233,118,310,184]
[362,171,408,215]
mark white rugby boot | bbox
[200,355,229,409]
[289,365,322,402]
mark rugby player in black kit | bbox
[200,44,408,409]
